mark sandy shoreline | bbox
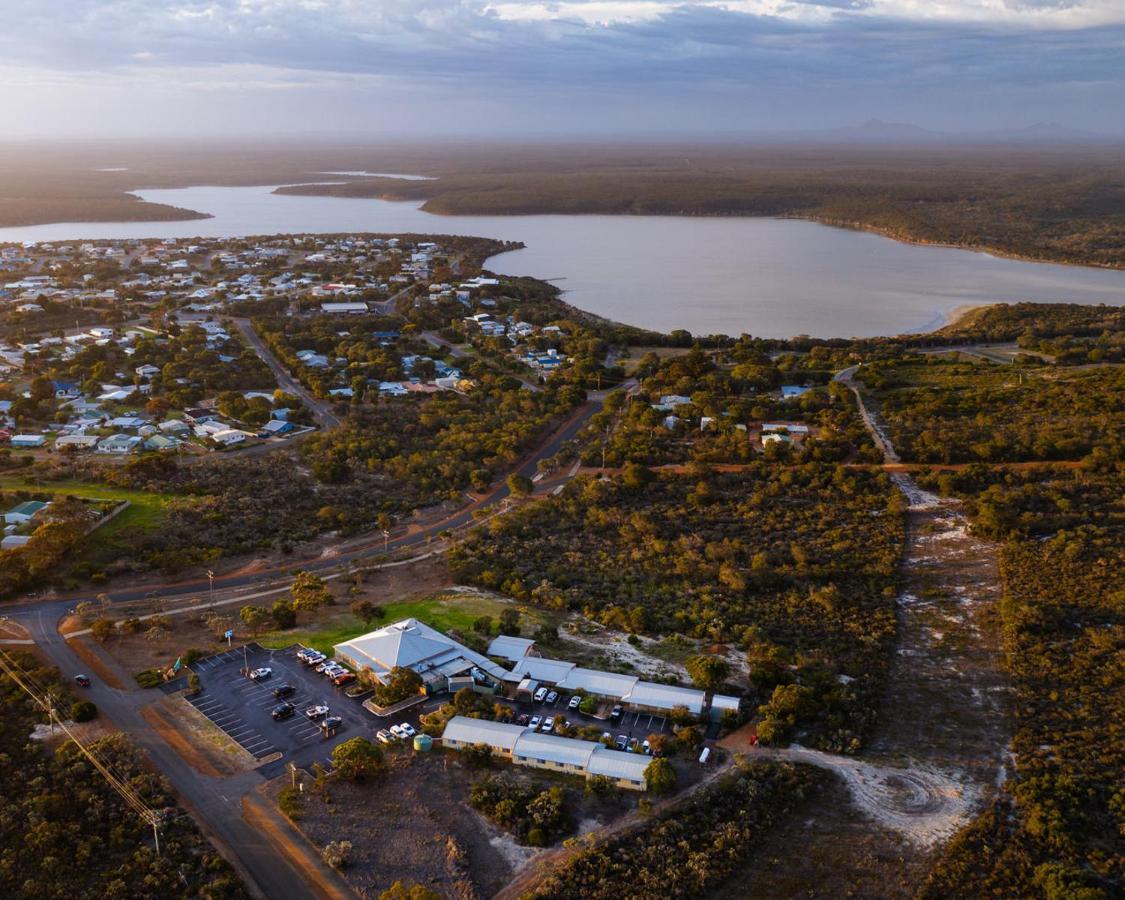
[939,303,988,331]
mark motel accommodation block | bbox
[441,715,651,790]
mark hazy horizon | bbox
[2,1,1123,140]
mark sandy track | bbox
[766,746,980,848]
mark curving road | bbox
[1,386,606,898]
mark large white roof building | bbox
[334,619,508,689]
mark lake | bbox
[1,184,1122,338]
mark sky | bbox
[0,0,1123,138]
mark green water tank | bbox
[413,733,433,752]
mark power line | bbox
[0,649,164,853]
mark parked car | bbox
[545,690,558,704]
[73,674,91,687]
[389,725,405,739]
[398,723,416,738]
[615,734,629,751]
[516,713,530,726]
[302,651,326,666]
[568,695,581,710]
[304,704,329,720]
[248,667,272,681]
[533,687,548,703]
[323,715,344,730]
[628,737,641,753]
[642,739,653,755]
[322,665,346,679]
[610,705,624,722]
[376,729,395,744]
[542,717,555,732]
[314,661,334,674]
[296,648,315,662]
[601,731,613,745]
[332,672,356,686]
[529,715,542,730]
[271,702,295,720]
[273,683,295,698]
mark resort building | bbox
[441,716,651,790]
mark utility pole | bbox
[207,569,215,609]
[383,529,390,555]
[0,650,164,854]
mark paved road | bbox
[1,386,605,897]
[20,620,345,899]
[233,317,342,429]
[369,283,415,316]
[4,395,601,622]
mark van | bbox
[698,747,711,766]
[533,687,548,703]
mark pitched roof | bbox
[486,635,536,662]
[623,681,706,714]
[512,732,599,768]
[442,716,527,752]
[586,748,650,783]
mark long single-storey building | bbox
[487,635,738,719]
[441,716,651,790]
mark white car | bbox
[322,664,346,678]
[529,715,542,730]
[533,687,548,702]
[541,717,555,732]
[568,695,582,711]
[376,729,395,744]
[304,704,329,719]
[389,725,406,739]
[398,722,416,738]
[248,667,272,681]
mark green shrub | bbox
[135,668,163,689]
[70,700,97,722]
[278,786,303,820]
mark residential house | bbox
[4,500,48,525]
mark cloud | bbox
[0,0,1121,136]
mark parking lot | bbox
[180,644,706,779]
[502,691,670,744]
[185,644,394,776]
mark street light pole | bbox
[383,529,390,554]
[207,569,214,608]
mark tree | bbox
[372,666,424,707]
[331,737,384,782]
[70,700,97,722]
[89,618,115,643]
[322,840,353,869]
[685,654,731,691]
[351,599,384,627]
[498,607,520,635]
[472,615,493,635]
[507,473,533,497]
[291,571,332,612]
[272,599,297,629]
[461,742,494,768]
[644,757,677,794]
[239,605,270,636]
[380,882,440,900]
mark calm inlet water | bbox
[1,184,1122,338]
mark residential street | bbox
[233,317,342,429]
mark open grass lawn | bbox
[0,475,176,568]
[259,591,554,656]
